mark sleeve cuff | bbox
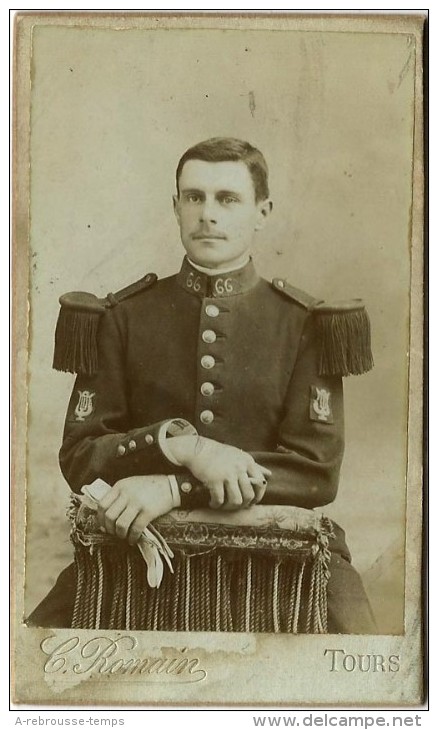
[158,418,198,466]
[167,475,181,508]
[174,473,210,510]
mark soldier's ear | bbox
[255,198,273,231]
[173,195,181,223]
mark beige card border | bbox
[11,11,426,707]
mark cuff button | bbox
[145,434,154,445]
[117,444,126,457]
[180,481,192,494]
[128,439,137,451]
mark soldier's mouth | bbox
[192,233,227,240]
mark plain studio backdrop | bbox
[24,24,415,633]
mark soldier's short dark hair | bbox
[176,137,270,202]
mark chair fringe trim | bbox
[70,519,333,633]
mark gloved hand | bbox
[81,478,174,588]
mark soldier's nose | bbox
[199,202,217,224]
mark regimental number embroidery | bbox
[310,386,333,424]
[186,272,202,292]
[74,390,95,421]
[213,277,234,295]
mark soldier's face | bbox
[173,160,272,269]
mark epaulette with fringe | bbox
[271,278,373,377]
[53,273,157,376]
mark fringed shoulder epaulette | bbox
[272,278,373,377]
[314,299,373,377]
[53,272,157,376]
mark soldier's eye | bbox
[186,193,202,203]
[221,195,238,205]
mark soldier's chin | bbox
[189,244,228,268]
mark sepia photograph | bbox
[12,11,425,705]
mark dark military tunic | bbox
[60,257,343,506]
[28,257,376,633]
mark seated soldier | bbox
[27,137,376,633]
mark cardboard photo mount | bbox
[12,12,426,706]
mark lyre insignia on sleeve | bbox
[310,386,333,424]
[74,390,95,422]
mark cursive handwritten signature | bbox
[40,635,207,683]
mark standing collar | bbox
[188,256,250,275]
[177,256,259,299]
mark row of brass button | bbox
[117,432,154,457]
[199,304,220,425]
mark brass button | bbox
[180,481,192,494]
[144,434,154,445]
[201,381,215,396]
[201,355,215,369]
[205,304,220,318]
[200,410,214,424]
[117,444,126,457]
[202,329,217,344]
[128,439,136,451]
[277,279,285,288]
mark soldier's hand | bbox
[95,475,173,545]
[167,435,271,510]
